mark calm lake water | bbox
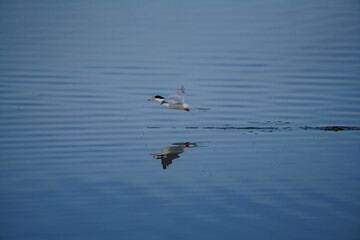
[1,0,360,239]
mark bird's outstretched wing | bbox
[175,85,185,96]
[168,86,185,104]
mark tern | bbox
[148,86,210,112]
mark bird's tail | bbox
[190,107,211,111]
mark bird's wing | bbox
[168,86,185,104]
[166,99,183,105]
[175,85,185,97]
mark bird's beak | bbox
[148,98,156,101]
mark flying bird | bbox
[148,86,210,112]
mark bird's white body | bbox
[148,86,210,112]
[160,101,191,110]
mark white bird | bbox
[148,86,210,112]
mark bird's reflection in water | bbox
[151,142,199,170]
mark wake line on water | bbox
[146,126,360,132]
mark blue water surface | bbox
[1,0,360,239]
